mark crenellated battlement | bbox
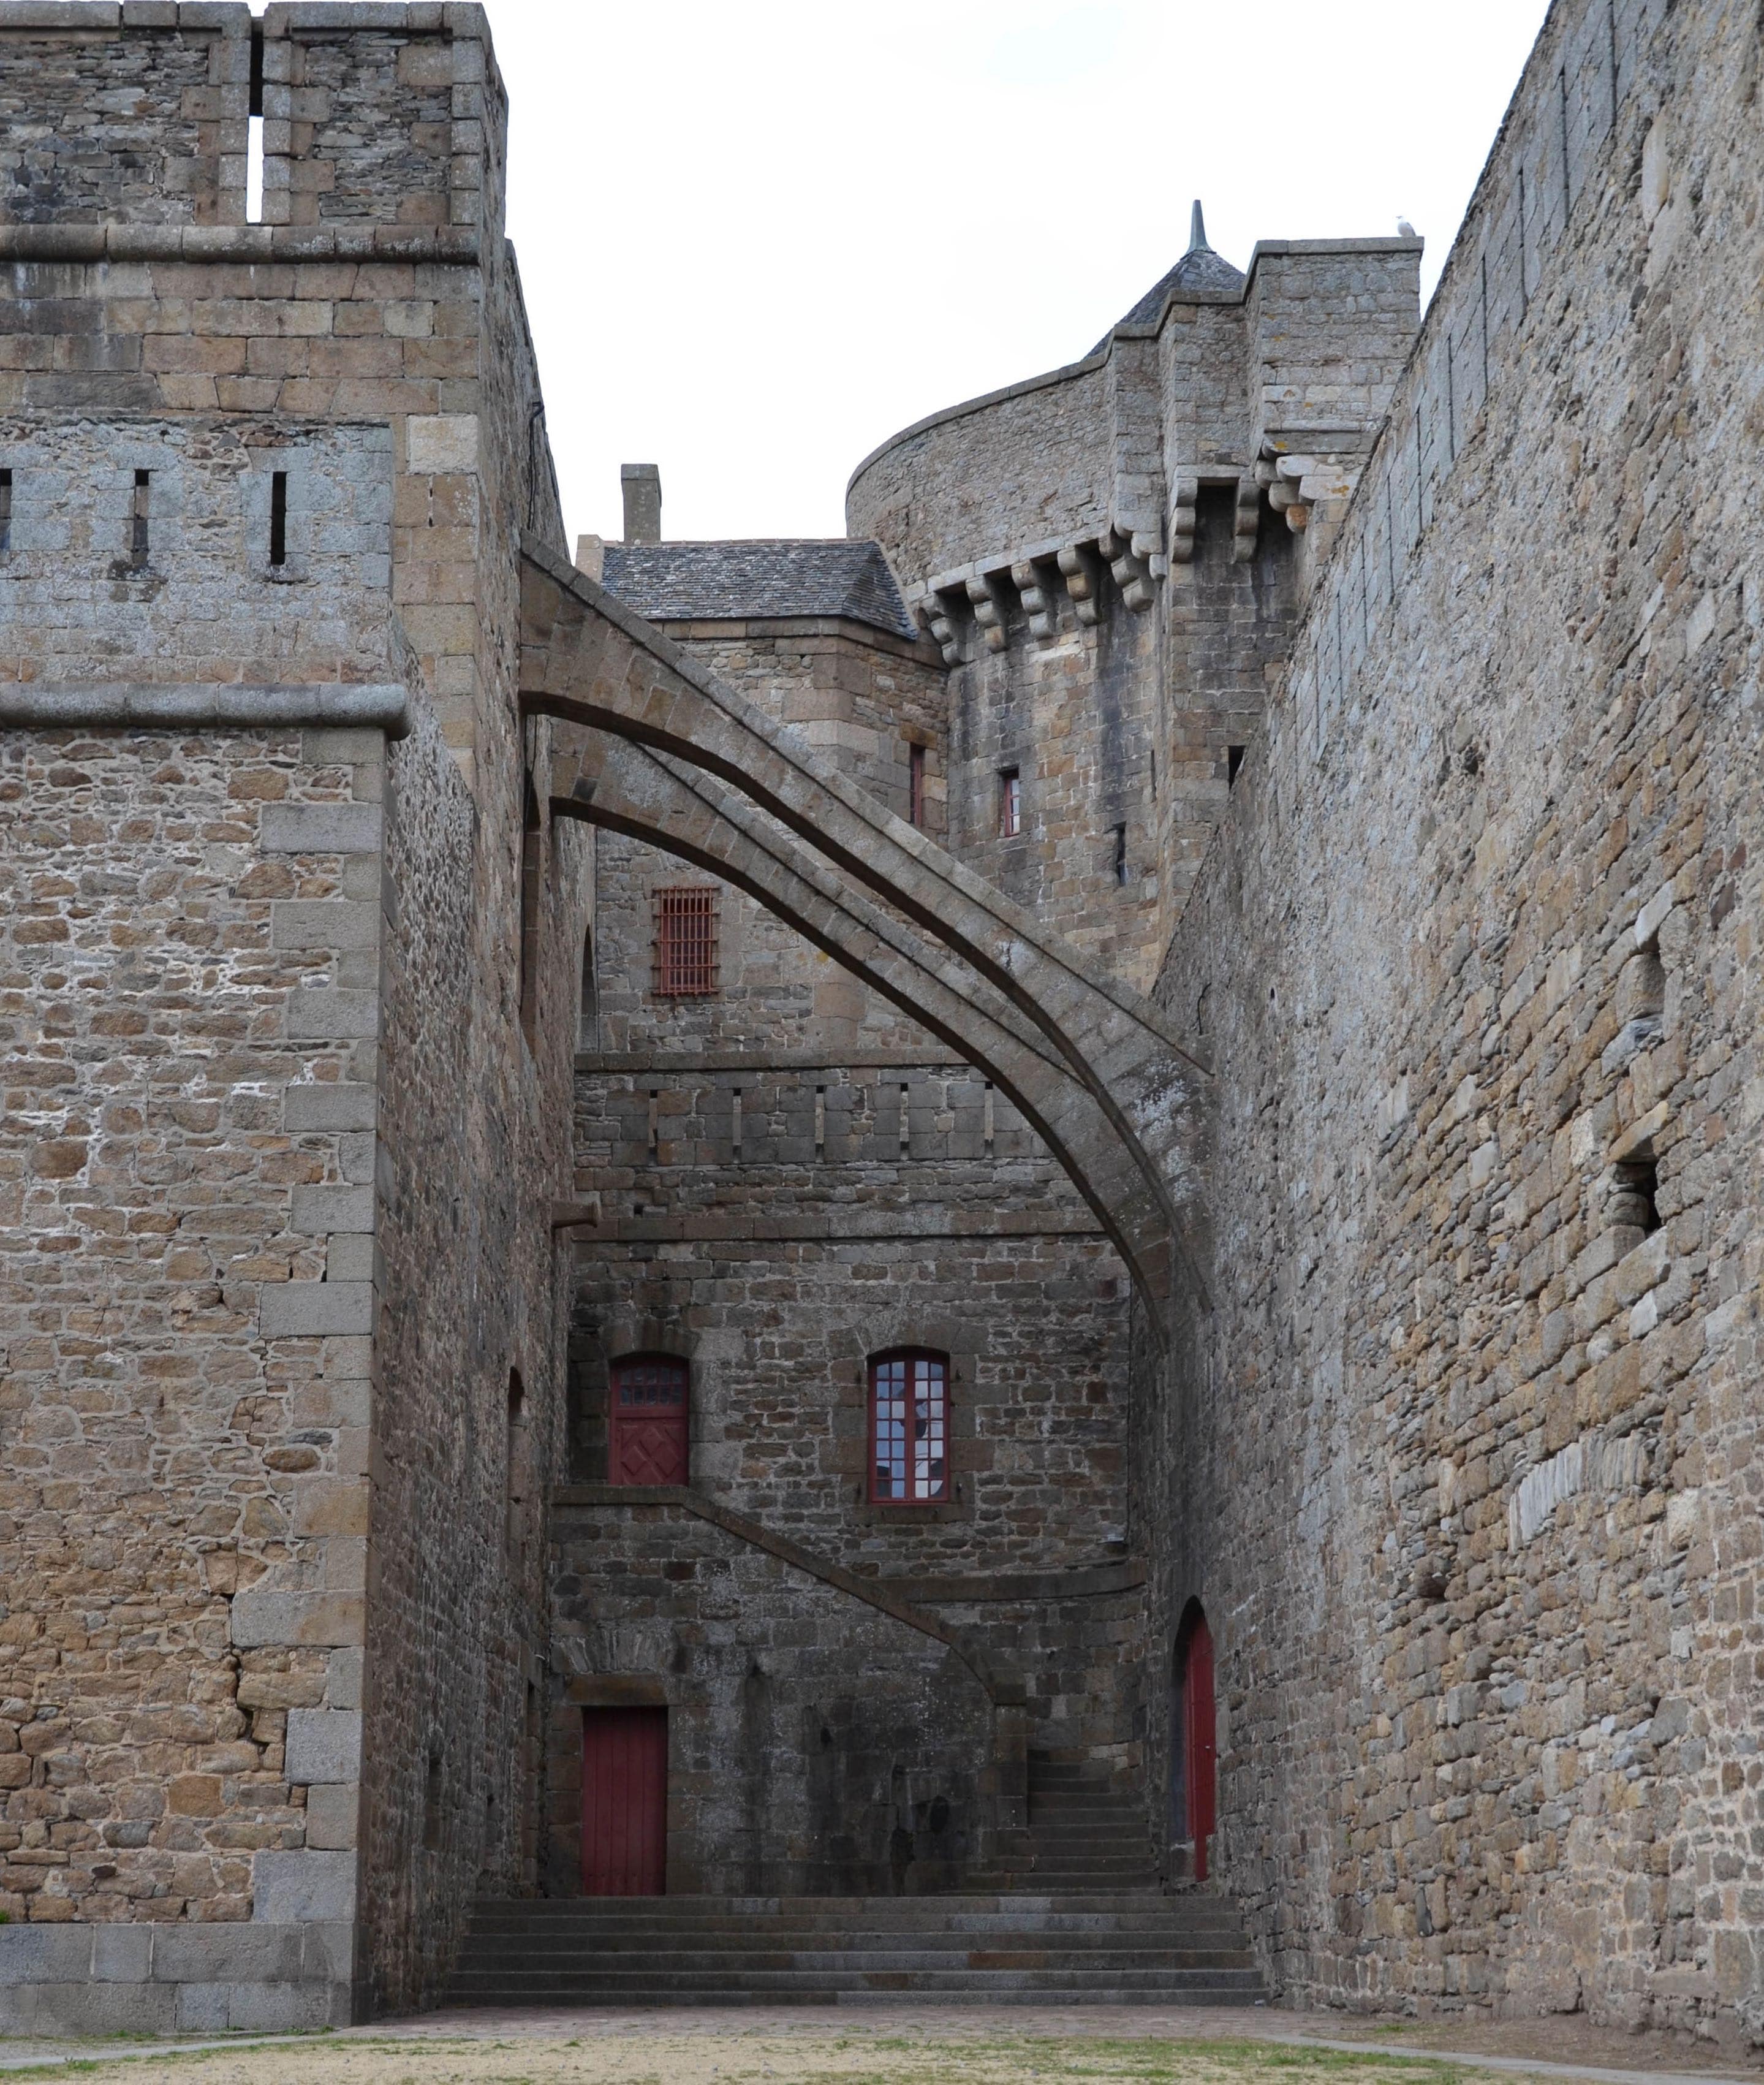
[0,2,501,249]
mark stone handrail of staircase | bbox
[552,1483,1021,1705]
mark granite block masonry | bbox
[3,0,1763,2049]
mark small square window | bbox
[653,886,719,997]
[998,767,1022,838]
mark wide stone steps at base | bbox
[446,1894,1268,2007]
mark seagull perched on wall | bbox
[1397,216,1418,238]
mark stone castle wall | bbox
[0,0,587,2031]
[6,0,1764,2046]
[1157,0,1764,2038]
[570,577,1146,1891]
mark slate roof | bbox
[1088,204,1247,354]
[600,539,919,641]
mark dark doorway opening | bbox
[1172,1600,1217,1882]
[580,1705,667,1896]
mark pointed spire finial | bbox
[1187,199,1210,254]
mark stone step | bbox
[458,1910,1226,1918]
[455,1954,1257,1980]
[448,1967,1267,1997]
[463,1921,1241,1946]
[448,1984,1268,2001]
[461,1937,1255,1963]
[464,1893,1195,1917]
[447,1891,1268,2008]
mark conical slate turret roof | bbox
[1088,201,1245,352]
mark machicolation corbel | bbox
[1097,526,1156,610]
[1010,558,1058,640]
[1168,475,1198,564]
[1232,476,1260,561]
[965,572,1010,652]
[1057,542,1102,625]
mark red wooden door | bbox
[608,1355,689,1486]
[580,1706,668,1896]
[1183,1610,1217,1881]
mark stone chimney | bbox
[621,463,661,544]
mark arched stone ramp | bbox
[550,734,1179,1329]
[520,538,1211,1337]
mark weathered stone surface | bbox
[3,0,1761,2051]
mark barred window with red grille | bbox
[653,886,719,996]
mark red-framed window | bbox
[653,886,719,997]
[608,1353,690,1486]
[998,767,1022,838]
[868,1348,948,1505]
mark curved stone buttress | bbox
[518,537,1212,1343]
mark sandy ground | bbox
[2,2005,1762,2085]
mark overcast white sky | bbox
[485,1,1553,547]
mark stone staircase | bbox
[984,1754,1162,1892]
[444,1891,1267,2006]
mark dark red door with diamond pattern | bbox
[608,1354,689,1486]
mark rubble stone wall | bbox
[1157,0,1764,2041]
[848,360,1111,586]
[547,1503,1000,1897]
[558,1183,1138,1889]
[0,0,585,2030]
[0,718,385,2030]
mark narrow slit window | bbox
[998,766,1021,838]
[269,469,287,567]
[653,885,719,996]
[0,468,12,555]
[1113,821,1128,886]
[246,25,265,224]
[908,742,926,829]
[131,469,150,568]
[869,1350,949,1505]
[1226,744,1246,788]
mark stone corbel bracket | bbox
[1255,435,1366,536]
[965,571,1011,653]
[1056,542,1102,625]
[1098,526,1156,610]
[1233,474,1261,561]
[1168,473,1260,567]
[1256,442,1315,531]
[1168,474,1199,564]
[912,524,1165,656]
[919,586,962,665]
[1010,556,1059,640]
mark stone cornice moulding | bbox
[0,224,480,264]
[0,681,412,737]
